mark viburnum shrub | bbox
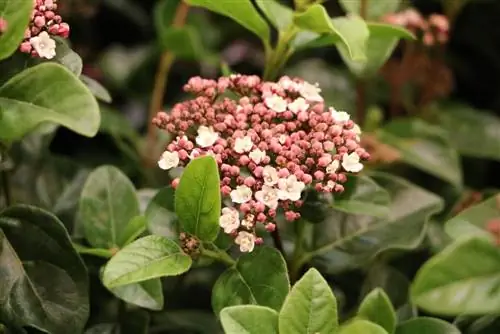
[153,74,369,252]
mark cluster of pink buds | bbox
[19,0,70,59]
[153,75,370,252]
[383,9,449,46]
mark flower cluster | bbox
[19,0,70,59]
[153,75,370,252]
[383,9,449,46]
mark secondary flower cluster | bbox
[19,0,70,59]
[153,75,370,252]
[383,9,449,46]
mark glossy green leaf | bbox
[0,205,89,334]
[79,165,140,249]
[80,75,112,103]
[279,268,338,334]
[358,288,396,333]
[145,187,179,238]
[411,237,500,315]
[185,0,270,43]
[220,305,278,334]
[340,319,389,334]
[396,317,460,334]
[0,63,100,141]
[117,215,147,247]
[339,0,402,20]
[332,175,390,218]
[0,0,32,61]
[175,156,221,242]
[159,26,204,59]
[102,235,192,288]
[212,246,289,313]
[377,119,463,187]
[255,0,293,31]
[108,278,163,311]
[445,194,500,242]
[294,4,369,61]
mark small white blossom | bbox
[299,81,323,102]
[219,207,240,234]
[234,136,253,154]
[279,134,287,145]
[326,160,340,174]
[255,185,279,209]
[262,166,279,186]
[325,180,336,191]
[288,97,310,114]
[352,124,362,142]
[30,31,56,59]
[264,95,287,113]
[158,151,180,170]
[277,175,305,201]
[235,231,256,252]
[196,126,219,148]
[330,107,351,123]
[241,214,254,229]
[342,152,364,173]
[230,185,253,204]
[278,77,299,91]
[249,148,266,164]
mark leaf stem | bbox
[263,26,299,81]
[289,218,306,283]
[144,1,190,167]
[201,247,236,267]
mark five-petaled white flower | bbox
[264,95,287,113]
[230,185,253,204]
[326,160,340,174]
[330,107,350,123]
[255,185,279,209]
[342,152,364,172]
[262,166,279,186]
[277,175,306,201]
[196,126,219,148]
[288,97,310,114]
[30,31,57,59]
[234,136,253,153]
[219,207,240,234]
[158,151,180,170]
[235,231,256,252]
[299,81,323,102]
[249,148,266,164]
[352,124,362,142]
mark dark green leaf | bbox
[145,187,179,238]
[117,215,147,247]
[154,0,182,33]
[159,26,204,59]
[255,0,293,31]
[99,107,139,142]
[396,317,460,334]
[0,0,32,61]
[150,310,222,333]
[340,319,389,334]
[109,279,163,311]
[220,305,278,334]
[358,288,396,333]
[80,75,112,103]
[339,0,402,20]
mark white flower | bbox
[264,95,287,113]
[249,148,266,164]
[262,166,279,186]
[158,151,180,170]
[342,152,364,173]
[235,231,256,252]
[352,124,362,142]
[196,126,219,148]
[219,207,240,234]
[326,160,340,174]
[30,31,56,59]
[277,175,305,201]
[234,136,253,154]
[241,214,254,229]
[278,77,299,91]
[325,180,336,191]
[230,185,253,204]
[288,97,310,114]
[255,185,279,209]
[330,107,350,123]
[279,134,287,145]
[299,81,323,102]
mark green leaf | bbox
[332,175,390,218]
[108,279,164,311]
[411,237,500,315]
[145,187,179,238]
[154,0,182,32]
[99,107,139,142]
[72,243,113,258]
[102,235,191,288]
[340,319,389,334]
[117,215,147,247]
[396,317,460,334]
[307,172,443,274]
[377,119,463,187]
[159,26,204,59]
[0,0,32,61]
[255,0,293,31]
[185,0,270,43]
[445,194,500,242]
[78,165,140,249]
[294,4,369,61]
[358,288,396,334]
[339,0,402,20]
[0,205,89,334]
[220,305,278,334]
[0,63,100,141]
[212,246,289,313]
[175,156,221,242]
[80,75,112,103]
[51,37,83,75]
[279,268,338,334]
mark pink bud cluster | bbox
[383,9,449,46]
[19,0,70,57]
[153,75,370,252]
